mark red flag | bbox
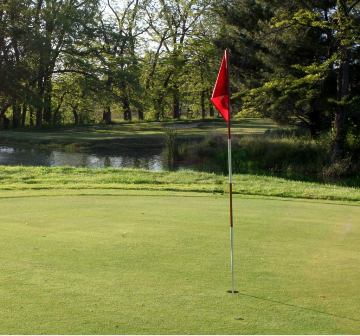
[211,50,230,122]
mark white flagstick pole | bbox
[228,120,234,294]
[226,49,235,294]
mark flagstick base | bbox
[227,290,239,294]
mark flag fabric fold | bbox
[211,50,230,122]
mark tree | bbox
[33,0,101,127]
[142,0,214,120]
[214,0,360,162]
[181,37,218,118]
[329,1,360,162]
[0,0,101,128]
[52,73,99,125]
[96,0,147,123]
[0,0,36,128]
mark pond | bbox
[0,144,222,173]
[0,145,165,170]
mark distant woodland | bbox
[1,0,359,162]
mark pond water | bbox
[0,145,165,170]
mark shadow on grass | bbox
[237,292,360,322]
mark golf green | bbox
[1,193,359,334]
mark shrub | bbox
[215,148,253,174]
[163,127,179,167]
[178,131,228,163]
[179,129,358,178]
[237,135,331,174]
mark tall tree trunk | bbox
[12,103,21,128]
[36,76,45,127]
[21,104,27,127]
[123,96,132,121]
[154,73,172,120]
[72,104,79,125]
[208,89,214,117]
[330,45,351,164]
[201,90,206,119]
[209,103,214,117]
[103,106,112,123]
[43,76,52,124]
[0,105,10,129]
[103,75,113,123]
[53,92,66,125]
[36,107,42,127]
[29,106,34,126]
[173,95,180,119]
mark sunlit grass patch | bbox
[0,194,359,334]
[0,166,360,203]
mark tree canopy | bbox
[0,0,359,163]
[215,0,360,162]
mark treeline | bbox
[217,0,360,164]
[1,0,360,164]
[0,0,218,128]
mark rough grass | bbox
[1,166,359,203]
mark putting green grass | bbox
[1,191,359,334]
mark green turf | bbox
[1,192,359,334]
[1,118,358,334]
[0,118,280,147]
[1,166,360,203]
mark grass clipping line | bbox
[0,166,359,203]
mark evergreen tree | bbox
[214,0,360,163]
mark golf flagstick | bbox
[210,49,235,293]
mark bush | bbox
[180,131,335,176]
[163,127,179,166]
[237,135,331,174]
[178,131,228,163]
[215,148,253,174]
[346,127,360,160]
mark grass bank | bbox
[1,166,360,203]
[0,118,280,150]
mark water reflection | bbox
[0,145,164,170]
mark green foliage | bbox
[215,0,360,161]
[163,127,179,166]
[177,130,228,165]
[181,131,340,177]
[1,0,218,127]
[238,134,332,174]
[215,148,251,174]
[346,127,360,155]
[345,113,360,159]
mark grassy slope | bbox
[0,118,279,148]
[1,166,360,203]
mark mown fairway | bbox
[0,118,279,147]
[1,189,359,334]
